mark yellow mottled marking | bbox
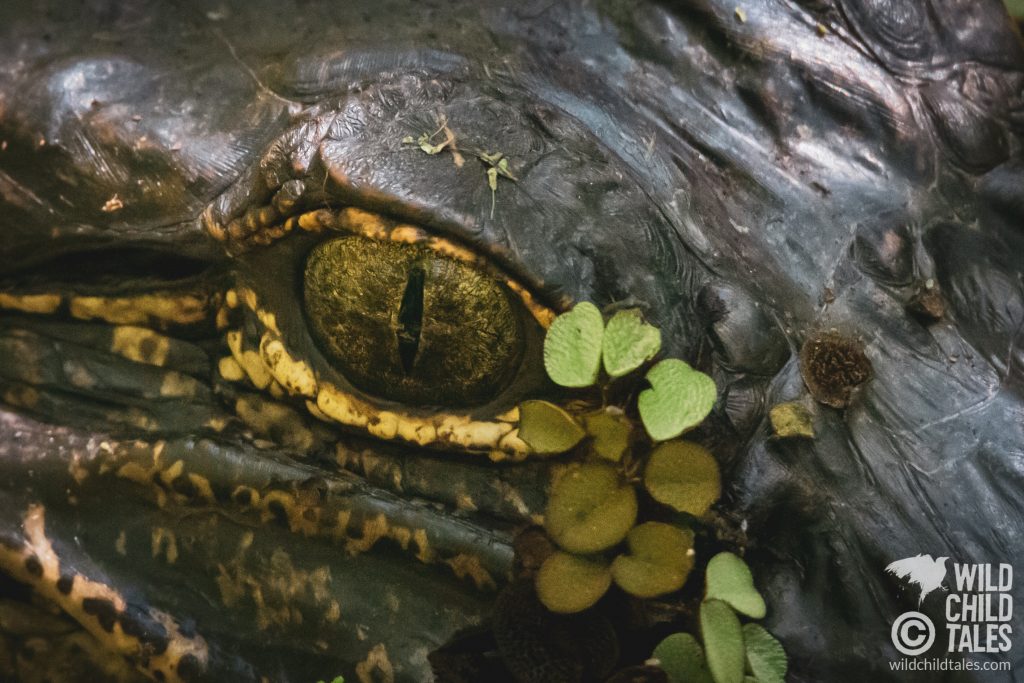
[71,293,210,326]
[111,326,171,366]
[0,293,61,314]
[355,643,394,683]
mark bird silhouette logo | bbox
[885,555,949,605]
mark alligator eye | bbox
[303,235,524,406]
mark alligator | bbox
[0,0,1022,681]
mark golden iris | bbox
[303,236,524,406]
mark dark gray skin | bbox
[1,0,1022,681]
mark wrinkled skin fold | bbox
[0,0,1022,681]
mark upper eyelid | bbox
[211,203,558,329]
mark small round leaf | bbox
[602,309,662,377]
[644,441,721,516]
[653,633,713,683]
[545,463,638,553]
[742,623,787,683]
[543,302,605,387]
[704,552,766,619]
[535,551,612,613]
[518,400,586,454]
[611,522,694,598]
[638,359,717,441]
[583,409,633,462]
[700,599,745,683]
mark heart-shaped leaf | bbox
[643,441,721,516]
[653,633,713,683]
[543,302,604,387]
[704,552,766,619]
[638,359,717,441]
[742,623,787,683]
[535,551,612,614]
[700,599,745,683]
[544,463,638,553]
[602,309,661,377]
[518,400,586,454]
[583,409,633,462]
[611,522,694,598]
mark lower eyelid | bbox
[219,284,537,461]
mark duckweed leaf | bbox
[700,599,745,683]
[643,441,721,516]
[583,409,632,462]
[545,463,637,553]
[518,400,586,454]
[705,552,766,619]
[535,551,612,613]
[611,522,694,598]
[544,302,605,387]
[638,359,717,441]
[602,309,661,377]
[653,633,713,683]
[742,624,787,683]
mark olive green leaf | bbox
[638,359,717,441]
[583,409,632,462]
[704,552,766,619]
[611,522,695,598]
[518,400,586,454]
[535,551,612,613]
[768,402,814,439]
[700,599,745,683]
[544,463,637,553]
[742,623,787,683]
[543,302,605,388]
[602,309,662,377]
[653,633,713,683]
[643,441,721,516]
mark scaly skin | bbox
[0,1,1022,681]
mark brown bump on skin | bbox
[355,643,395,683]
[325,600,341,623]
[799,331,872,408]
[176,653,202,682]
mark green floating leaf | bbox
[544,463,637,553]
[543,302,605,388]
[638,359,717,441]
[643,441,721,516]
[518,400,586,454]
[602,309,662,378]
[611,522,694,598]
[653,633,713,683]
[768,402,814,439]
[583,409,632,462]
[701,599,745,683]
[535,551,612,613]
[742,623,787,683]
[705,552,766,619]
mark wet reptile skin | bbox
[0,0,1022,681]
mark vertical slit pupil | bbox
[396,265,425,374]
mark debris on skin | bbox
[768,401,815,439]
[734,7,747,22]
[101,194,124,212]
[799,331,872,409]
[906,279,946,323]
